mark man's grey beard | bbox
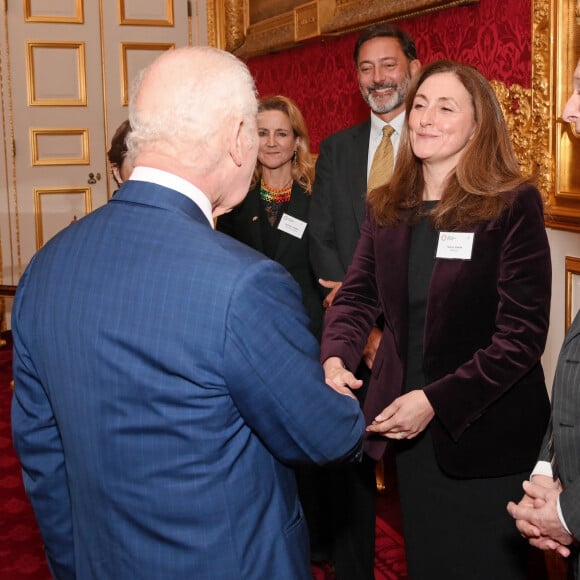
[362,75,410,115]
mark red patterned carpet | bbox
[0,332,407,579]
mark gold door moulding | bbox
[533,0,580,231]
[24,0,84,23]
[207,0,479,58]
[34,187,92,249]
[26,41,87,106]
[119,0,175,26]
[565,256,580,330]
[120,43,175,106]
[30,128,90,166]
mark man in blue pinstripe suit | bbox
[11,46,364,580]
[508,56,580,577]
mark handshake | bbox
[507,474,575,558]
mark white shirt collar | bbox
[370,110,406,139]
[129,166,214,228]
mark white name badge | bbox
[436,231,474,260]
[278,213,307,239]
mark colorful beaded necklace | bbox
[259,178,292,226]
[259,179,292,204]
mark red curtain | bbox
[247,0,531,152]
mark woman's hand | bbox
[366,390,434,439]
[323,357,363,399]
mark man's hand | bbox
[323,357,363,399]
[366,390,434,440]
[507,478,573,558]
[362,327,382,369]
[319,279,342,308]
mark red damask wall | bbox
[247,0,531,152]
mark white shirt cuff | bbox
[530,460,552,478]
[530,461,572,535]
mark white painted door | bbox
[0,0,191,286]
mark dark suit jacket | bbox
[309,120,371,283]
[11,179,364,580]
[540,311,580,547]
[321,184,551,478]
[217,182,323,338]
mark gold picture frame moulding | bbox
[30,128,90,166]
[26,41,87,107]
[565,256,580,330]
[119,0,175,26]
[34,187,92,249]
[533,0,580,231]
[207,0,479,59]
[24,0,84,23]
[120,42,175,106]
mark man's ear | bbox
[409,59,421,79]
[228,119,244,168]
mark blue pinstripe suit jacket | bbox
[11,179,364,580]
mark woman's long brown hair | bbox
[368,60,529,229]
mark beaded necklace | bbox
[259,179,292,226]
[259,179,292,204]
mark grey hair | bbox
[126,46,258,171]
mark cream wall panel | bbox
[24,0,84,23]
[33,187,91,248]
[0,0,196,292]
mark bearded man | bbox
[306,23,420,580]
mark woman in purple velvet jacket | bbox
[320,60,551,580]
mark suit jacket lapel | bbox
[376,214,412,360]
[350,122,371,229]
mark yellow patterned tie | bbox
[367,125,395,192]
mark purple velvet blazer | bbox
[321,184,551,478]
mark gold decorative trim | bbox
[531,0,553,206]
[119,0,175,26]
[34,187,92,249]
[490,81,533,179]
[26,41,87,107]
[534,0,580,231]
[24,0,84,23]
[207,0,478,58]
[30,128,90,166]
[1,6,22,282]
[120,42,175,106]
[565,256,580,330]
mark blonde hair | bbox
[251,95,314,193]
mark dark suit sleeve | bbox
[309,138,348,283]
[320,213,382,370]
[223,258,365,464]
[11,265,75,580]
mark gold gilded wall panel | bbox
[119,0,175,26]
[26,41,87,106]
[120,42,175,105]
[34,187,92,249]
[533,0,580,230]
[24,0,84,23]
[30,128,90,166]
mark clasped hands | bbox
[323,356,434,439]
[507,475,574,558]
